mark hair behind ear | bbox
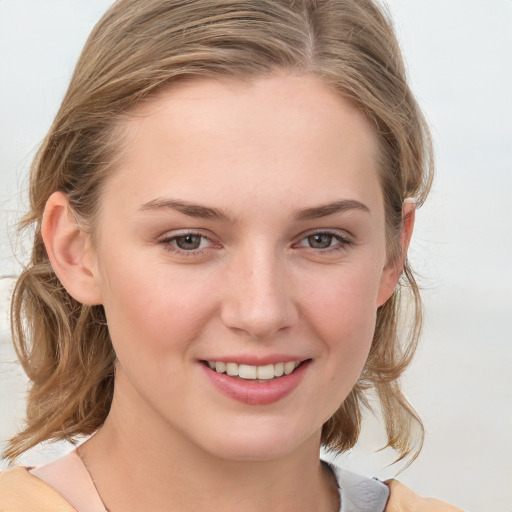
[3,194,115,462]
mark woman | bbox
[0,0,462,510]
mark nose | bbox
[220,247,298,339]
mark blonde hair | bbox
[5,0,433,462]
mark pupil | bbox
[177,235,201,250]
[309,234,332,249]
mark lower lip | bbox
[200,361,310,405]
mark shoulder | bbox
[385,479,465,512]
[325,461,390,512]
[0,466,76,512]
[324,460,464,512]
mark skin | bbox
[40,73,414,512]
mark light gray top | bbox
[324,462,389,512]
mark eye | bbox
[294,230,351,252]
[305,233,336,249]
[173,234,206,251]
[160,231,216,255]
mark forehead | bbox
[103,73,382,218]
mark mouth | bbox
[200,358,311,405]
[202,360,307,381]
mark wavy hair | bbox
[4,0,433,462]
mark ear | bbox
[41,191,103,305]
[376,198,416,307]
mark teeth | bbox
[226,362,239,376]
[238,364,257,379]
[207,360,301,380]
[284,361,296,375]
[256,364,275,380]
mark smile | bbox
[206,361,302,380]
[201,359,310,405]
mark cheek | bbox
[300,261,381,373]
[98,255,217,370]
[291,262,381,424]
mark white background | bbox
[1,1,511,511]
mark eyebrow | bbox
[139,198,235,222]
[294,199,370,220]
[139,197,370,222]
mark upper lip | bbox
[200,355,310,366]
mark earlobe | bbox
[42,191,103,305]
[376,198,416,307]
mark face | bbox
[89,74,398,461]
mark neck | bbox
[81,374,338,512]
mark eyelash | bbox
[159,231,216,256]
[293,230,352,254]
[159,229,352,256]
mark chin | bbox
[204,439,301,463]
[193,418,320,463]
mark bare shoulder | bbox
[30,449,86,493]
[385,480,465,512]
[28,450,104,512]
